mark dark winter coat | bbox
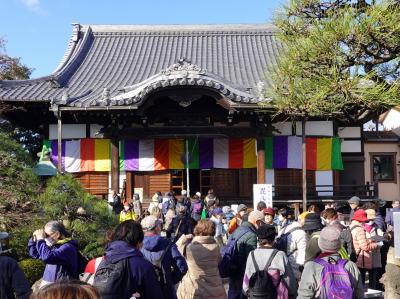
[166,214,195,240]
[229,221,258,280]
[104,240,163,299]
[0,256,31,299]
[28,238,79,283]
[141,234,188,299]
[177,196,191,213]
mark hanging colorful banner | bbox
[119,138,257,171]
[42,137,342,172]
[263,136,343,170]
[47,139,111,172]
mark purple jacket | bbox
[105,240,164,299]
[385,207,400,226]
[28,238,78,282]
[141,235,188,299]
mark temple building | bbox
[0,24,372,206]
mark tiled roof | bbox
[364,130,400,141]
[0,24,282,107]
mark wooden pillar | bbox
[125,172,133,200]
[257,139,265,184]
[111,139,119,195]
[57,110,62,173]
[301,119,307,212]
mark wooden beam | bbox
[111,139,119,195]
[57,110,62,173]
[256,139,265,184]
[302,119,307,212]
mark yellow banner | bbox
[316,138,332,170]
[243,139,257,168]
[169,139,184,169]
[94,139,111,171]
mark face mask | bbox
[45,237,56,247]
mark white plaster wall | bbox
[272,122,293,136]
[90,124,104,138]
[49,124,86,140]
[265,169,275,196]
[341,140,362,153]
[316,171,333,196]
[338,127,361,138]
[295,121,333,136]
[364,142,400,202]
[383,109,400,131]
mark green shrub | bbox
[37,174,118,258]
[19,258,45,285]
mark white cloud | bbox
[20,0,41,11]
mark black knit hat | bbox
[302,213,323,232]
[256,224,277,242]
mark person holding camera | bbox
[28,221,80,288]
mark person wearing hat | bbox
[363,208,385,290]
[141,216,188,299]
[0,232,31,299]
[242,224,297,298]
[303,213,324,263]
[210,208,226,247]
[166,204,196,241]
[177,190,191,214]
[298,226,364,299]
[262,207,275,226]
[348,196,361,221]
[148,193,162,215]
[350,209,379,287]
[227,204,247,235]
[226,210,264,299]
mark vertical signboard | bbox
[253,184,273,209]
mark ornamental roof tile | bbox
[0,24,282,107]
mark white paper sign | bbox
[253,184,273,209]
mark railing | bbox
[272,182,378,203]
[220,182,378,206]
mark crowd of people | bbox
[1,190,399,299]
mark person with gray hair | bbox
[28,221,81,287]
[140,215,188,299]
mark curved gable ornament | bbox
[106,58,271,107]
[161,58,206,76]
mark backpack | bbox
[162,198,176,215]
[247,249,280,299]
[77,251,89,275]
[192,202,202,215]
[274,226,301,254]
[150,241,174,291]
[93,258,133,299]
[314,257,353,299]
[219,227,251,278]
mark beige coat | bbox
[176,235,227,299]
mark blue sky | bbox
[1,0,285,78]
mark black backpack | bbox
[273,227,301,254]
[151,241,174,291]
[77,251,89,275]
[247,249,279,299]
[93,258,133,299]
